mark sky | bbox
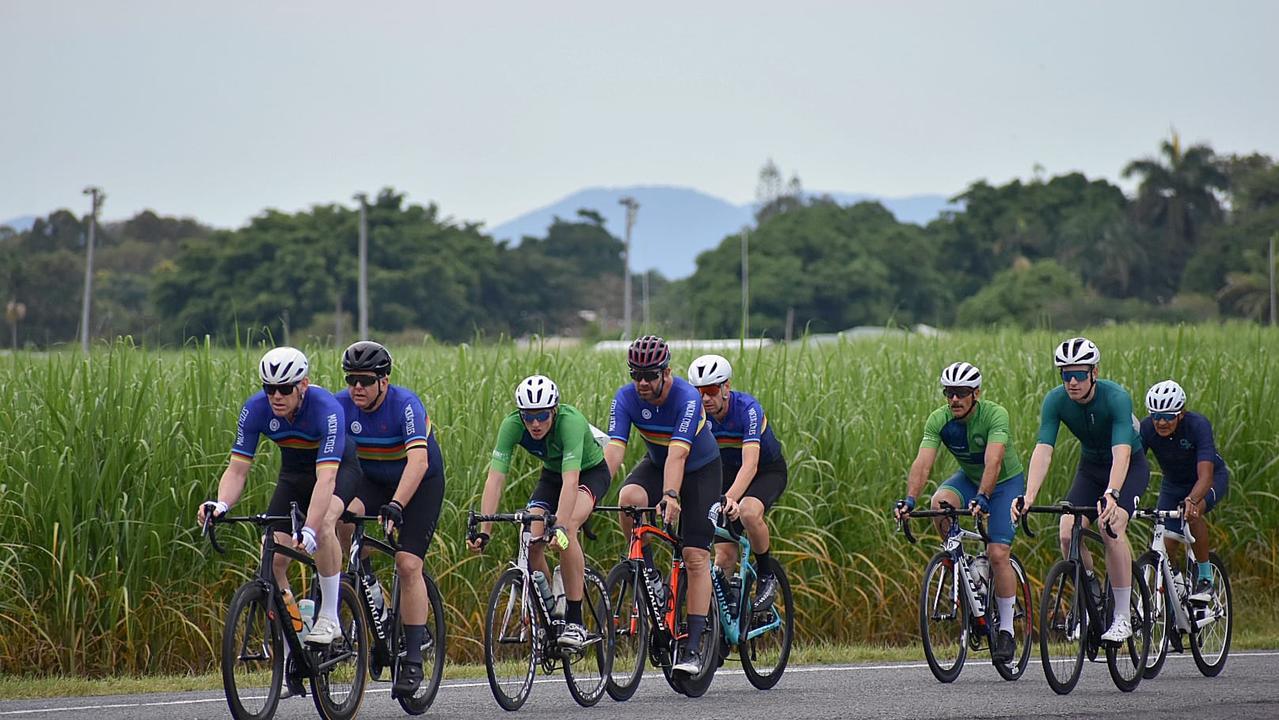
[2,1,1277,232]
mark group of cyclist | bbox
[895,336,1230,663]
[198,334,789,696]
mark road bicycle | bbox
[1132,506,1232,678]
[897,504,1032,682]
[203,502,367,720]
[466,509,612,710]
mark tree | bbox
[754,158,805,223]
[955,259,1085,328]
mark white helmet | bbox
[1145,380,1186,413]
[1054,337,1101,367]
[515,375,559,410]
[939,361,982,389]
[688,354,732,387]
[259,346,309,384]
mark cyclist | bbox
[1140,380,1230,602]
[335,341,445,698]
[196,346,358,648]
[470,374,612,651]
[606,335,722,676]
[686,353,787,612]
[894,361,1025,663]
[1011,337,1150,643]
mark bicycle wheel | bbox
[1137,551,1170,679]
[563,565,613,707]
[310,579,369,720]
[604,562,648,701]
[395,572,447,715]
[1104,563,1150,692]
[671,576,720,699]
[221,582,283,720]
[919,552,967,683]
[1190,552,1232,677]
[992,555,1033,681]
[740,558,794,690]
[1039,560,1085,695]
[484,568,536,711]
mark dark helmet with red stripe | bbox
[627,335,671,370]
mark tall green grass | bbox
[1,325,1277,675]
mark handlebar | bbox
[340,510,401,548]
[202,501,305,555]
[466,509,566,548]
[895,502,991,545]
[1019,501,1118,540]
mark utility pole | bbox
[642,270,650,330]
[1270,232,1276,327]
[354,193,369,339]
[80,186,104,354]
[619,196,639,340]
[741,226,750,339]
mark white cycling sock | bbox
[997,596,1015,636]
[1112,586,1131,623]
[319,573,342,622]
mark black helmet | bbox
[627,335,671,370]
[342,341,393,376]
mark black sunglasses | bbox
[942,387,975,399]
[345,374,381,387]
[629,369,663,382]
[263,382,298,396]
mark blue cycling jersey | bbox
[607,376,719,472]
[709,390,783,468]
[337,384,443,485]
[1140,411,1228,489]
[230,385,346,473]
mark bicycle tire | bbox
[992,554,1033,681]
[672,579,720,698]
[1137,551,1170,679]
[604,562,648,701]
[1039,560,1085,695]
[740,558,794,689]
[919,552,967,683]
[395,571,447,715]
[309,579,369,720]
[563,565,613,707]
[1190,551,1232,677]
[1104,562,1150,692]
[483,567,536,711]
[221,582,284,720]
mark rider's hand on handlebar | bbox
[1182,496,1202,521]
[1097,492,1124,527]
[467,531,490,553]
[893,496,916,520]
[1009,494,1032,522]
[660,495,682,526]
[379,500,404,535]
[296,526,318,554]
[969,492,991,518]
[722,495,741,521]
[197,500,228,526]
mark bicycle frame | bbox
[1135,508,1203,634]
[469,509,565,665]
[711,521,780,647]
[900,506,995,634]
[344,514,400,657]
[596,506,686,653]
[1024,504,1114,638]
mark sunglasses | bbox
[263,383,298,397]
[629,369,662,382]
[520,409,553,423]
[345,374,380,387]
[697,383,725,397]
[1061,370,1091,383]
[942,387,974,399]
[1151,411,1179,422]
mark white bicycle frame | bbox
[1143,509,1213,633]
[940,527,990,622]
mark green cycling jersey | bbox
[489,403,605,474]
[920,399,1024,483]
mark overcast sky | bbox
[2,1,1276,231]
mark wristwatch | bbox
[663,489,679,500]
[1104,487,1121,502]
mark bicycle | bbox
[598,504,722,700]
[896,503,1033,683]
[1021,501,1151,694]
[465,509,612,711]
[202,501,368,720]
[1132,506,1232,678]
[343,511,446,715]
[710,504,794,689]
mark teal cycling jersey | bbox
[1036,379,1142,463]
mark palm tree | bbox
[1122,131,1228,294]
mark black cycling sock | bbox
[642,544,656,573]
[403,625,425,664]
[686,614,707,652]
[754,550,773,578]
[565,599,583,625]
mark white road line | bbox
[2,652,1277,716]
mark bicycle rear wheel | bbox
[394,571,447,715]
[1137,551,1170,679]
[484,568,536,711]
[919,552,967,683]
[563,566,612,707]
[740,558,794,689]
[1189,552,1232,677]
[1039,560,1085,695]
[310,579,368,720]
[992,554,1033,681]
[604,562,648,701]
[1104,564,1150,692]
[221,582,283,720]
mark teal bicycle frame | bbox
[712,519,781,647]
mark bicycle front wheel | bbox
[671,574,720,699]
[740,558,794,690]
[1137,551,1170,679]
[221,582,283,720]
[1104,563,1150,692]
[992,554,1033,681]
[395,571,447,715]
[919,552,967,683]
[563,565,613,707]
[309,579,369,720]
[484,568,536,711]
[1189,552,1232,677]
[1039,560,1085,695]
[604,562,648,701]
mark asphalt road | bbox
[2,652,1277,719]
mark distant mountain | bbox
[488,186,958,279]
[1,215,37,233]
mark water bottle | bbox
[727,575,742,618]
[532,570,557,613]
[283,589,304,633]
[551,566,566,619]
[971,555,991,594]
[365,573,387,625]
[644,565,667,608]
[297,598,316,634]
[1173,571,1189,603]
